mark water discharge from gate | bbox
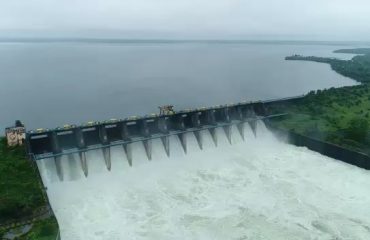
[37,121,370,240]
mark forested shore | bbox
[272,48,370,155]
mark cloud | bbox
[0,0,370,40]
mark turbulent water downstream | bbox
[37,122,370,240]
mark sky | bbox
[1,0,370,40]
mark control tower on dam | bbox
[25,96,304,180]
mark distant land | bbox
[286,48,370,83]
[0,38,370,46]
[334,48,370,54]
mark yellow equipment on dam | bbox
[25,96,304,180]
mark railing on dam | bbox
[25,96,304,179]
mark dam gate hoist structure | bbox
[25,97,303,180]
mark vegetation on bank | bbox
[0,217,59,240]
[272,48,370,155]
[269,85,370,154]
[0,138,45,221]
[286,48,370,83]
[21,218,59,240]
[0,138,59,239]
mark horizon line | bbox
[0,37,369,45]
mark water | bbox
[0,41,360,129]
[37,122,370,240]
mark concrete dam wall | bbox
[26,96,304,180]
[267,124,370,170]
[26,94,370,182]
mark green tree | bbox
[345,117,369,142]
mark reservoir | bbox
[0,41,361,129]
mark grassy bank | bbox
[0,138,44,221]
[272,48,370,155]
[269,85,370,154]
[0,138,59,239]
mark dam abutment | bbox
[266,123,370,170]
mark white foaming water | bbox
[37,122,370,240]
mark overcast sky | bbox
[1,0,370,40]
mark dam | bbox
[26,96,302,180]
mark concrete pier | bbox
[143,140,152,160]
[237,123,245,141]
[248,121,257,137]
[123,144,132,166]
[79,151,88,177]
[178,133,187,154]
[54,156,63,181]
[194,131,203,150]
[209,128,217,146]
[161,136,170,157]
[223,126,232,144]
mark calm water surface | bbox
[0,42,360,129]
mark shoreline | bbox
[270,48,370,156]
